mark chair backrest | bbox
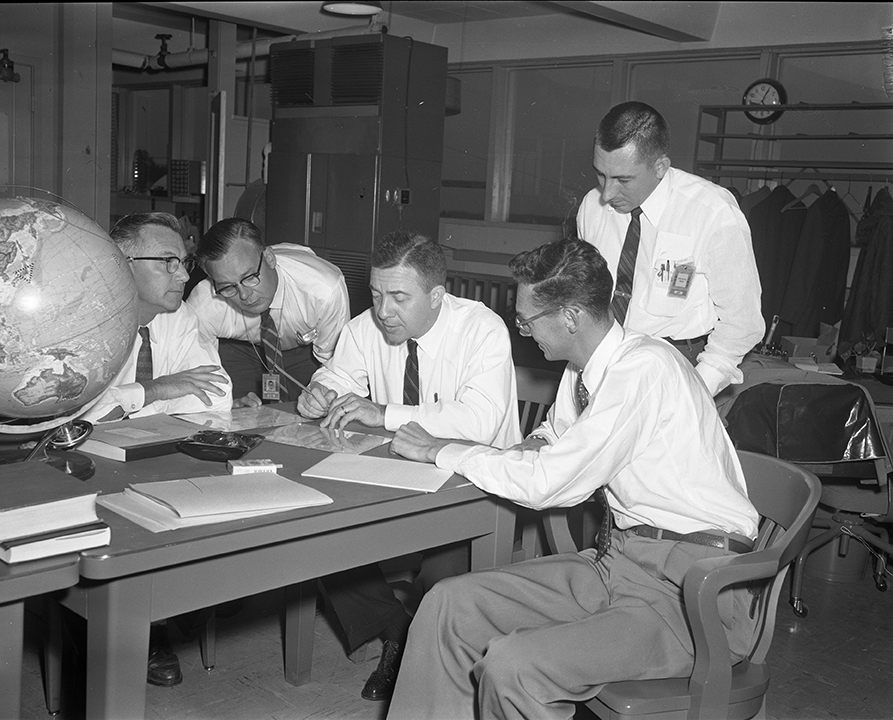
[515,365,560,437]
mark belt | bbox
[663,334,709,348]
[627,525,753,554]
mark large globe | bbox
[0,197,139,433]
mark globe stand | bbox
[0,421,95,481]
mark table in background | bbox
[58,434,515,720]
[0,555,79,720]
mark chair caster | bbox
[791,598,808,618]
[203,664,215,672]
[875,576,888,592]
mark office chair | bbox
[540,450,821,720]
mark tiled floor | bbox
[17,555,893,720]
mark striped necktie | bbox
[260,310,298,401]
[135,326,153,384]
[611,207,643,325]
[576,370,612,561]
[403,339,420,406]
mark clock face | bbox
[742,78,787,124]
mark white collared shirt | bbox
[187,244,350,364]
[577,166,764,396]
[82,302,234,422]
[435,323,759,539]
[311,294,521,449]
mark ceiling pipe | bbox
[113,21,386,70]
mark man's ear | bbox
[563,305,581,334]
[654,155,671,180]
[429,284,446,309]
[263,246,277,269]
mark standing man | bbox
[297,230,521,703]
[188,218,350,400]
[577,101,763,397]
[82,212,235,688]
[386,237,759,720]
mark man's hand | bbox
[297,382,338,418]
[142,365,228,407]
[232,392,262,409]
[513,435,550,452]
[321,393,385,432]
[391,421,452,464]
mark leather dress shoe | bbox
[147,625,183,687]
[361,639,403,701]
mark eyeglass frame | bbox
[213,253,265,298]
[127,255,195,274]
[514,305,563,336]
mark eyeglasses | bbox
[128,256,195,274]
[213,253,265,298]
[514,306,562,336]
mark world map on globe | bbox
[0,197,139,432]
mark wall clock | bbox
[742,78,787,124]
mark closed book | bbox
[79,414,199,462]
[0,461,99,540]
[0,520,111,564]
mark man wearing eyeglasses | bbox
[187,218,350,400]
[84,212,234,426]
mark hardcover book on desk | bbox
[79,413,199,461]
[0,461,110,563]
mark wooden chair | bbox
[540,450,821,720]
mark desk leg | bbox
[284,580,316,686]
[0,601,24,720]
[85,577,152,720]
[470,498,516,570]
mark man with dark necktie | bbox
[386,237,759,720]
[83,212,237,688]
[297,230,521,702]
[577,101,764,398]
[188,218,350,401]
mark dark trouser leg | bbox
[414,542,470,595]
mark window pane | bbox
[630,57,761,174]
[507,64,612,228]
[441,69,492,220]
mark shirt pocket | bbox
[643,232,696,318]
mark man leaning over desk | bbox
[297,230,521,702]
[386,237,759,720]
[82,212,239,688]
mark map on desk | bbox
[175,406,299,432]
[262,422,390,455]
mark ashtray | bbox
[176,431,265,462]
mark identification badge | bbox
[262,373,281,402]
[668,263,695,298]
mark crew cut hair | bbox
[195,218,265,269]
[509,237,612,321]
[372,231,447,291]
[110,212,182,256]
[595,101,670,165]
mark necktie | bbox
[135,326,153,384]
[611,207,643,325]
[576,370,612,561]
[403,339,420,406]
[260,310,299,401]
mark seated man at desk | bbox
[386,237,759,720]
[83,211,235,688]
[297,230,521,702]
[188,218,351,400]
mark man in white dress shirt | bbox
[82,212,236,688]
[386,237,759,720]
[188,218,350,398]
[297,230,521,702]
[576,101,763,397]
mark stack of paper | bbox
[98,473,333,533]
[80,414,199,461]
[301,454,452,493]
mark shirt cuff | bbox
[384,402,414,431]
[433,442,474,474]
[696,361,729,397]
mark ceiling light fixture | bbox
[321,1,382,17]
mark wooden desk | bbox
[58,437,514,720]
[0,555,79,720]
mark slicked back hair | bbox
[595,101,670,166]
[372,231,447,292]
[110,212,182,256]
[195,218,265,269]
[509,237,612,322]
